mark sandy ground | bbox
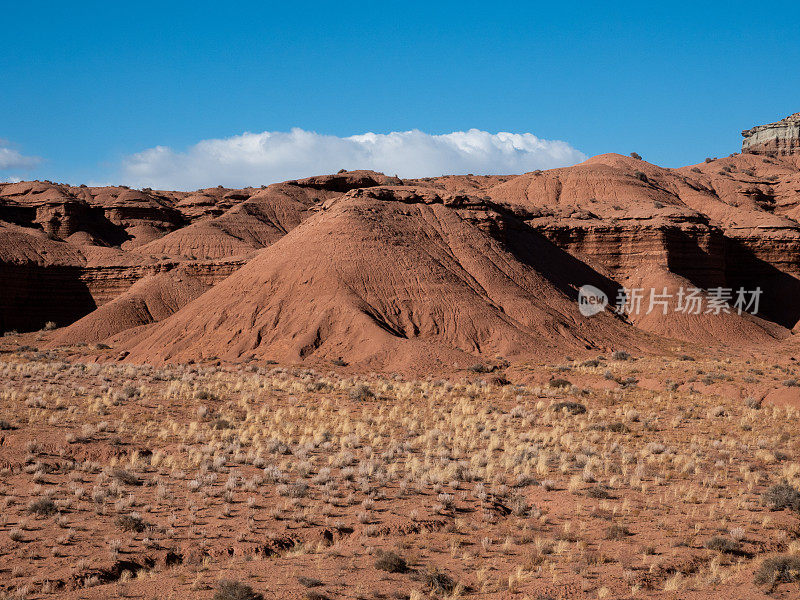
[3,336,800,599]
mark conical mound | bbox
[121,186,640,370]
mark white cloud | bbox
[0,141,41,170]
[120,128,586,190]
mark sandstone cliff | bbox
[742,113,800,156]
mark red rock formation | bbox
[742,113,800,156]
[121,186,638,369]
[2,153,800,364]
[0,172,406,332]
[52,269,208,344]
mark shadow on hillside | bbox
[724,238,800,329]
[497,215,625,311]
[0,264,97,333]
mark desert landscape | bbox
[2,114,800,599]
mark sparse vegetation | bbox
[0,354,798,597]
[762,482,800,512]
[754,555,800,586]
[704,535,740,554]
[548,378,572,389]
[115,514,147,532]
[605,524,631,540]
[27,497,57,516]
[213,580,264,600]
[374,550,408,573]
[551,401,586,414]
[423,569,457,594]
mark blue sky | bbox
[2,1,799,189]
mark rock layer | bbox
[3,152,800,365]
[742,113,800,156]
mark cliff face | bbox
[742,113,800,156]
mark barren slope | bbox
[122,187,638,369]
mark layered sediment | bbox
[742,113,800,156]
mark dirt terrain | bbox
[3,342,800,599]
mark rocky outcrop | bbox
[742,113,800,156]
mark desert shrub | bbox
[691,167,702,173]
[783,378,799,387]
[349,384,374,401]
[548,378,572,389]
[630,152,642,160]
[212,418,233,430]
[423,569,457,594]
[704,536,739,553]
[551,401,586,415]
[27,497,57,516]
[331,358,347,366]
[612,350,631,361]
[467,363,492,373]
[116,514,147,532]
[586,486,613,499]
[653,201,664,208]
[278,482,308,498]
[605,524,631,540]
[213,580,264,600]
[437,492,455,511]
[753,555,800,586]
[297,576,323,588]
[580,359,600,368]
[510,496,531,516]
[8,528,24,541]
[745,397,762,409]
[633,171,648,182]
[121,384,138,399]
[196,389,217,401]
[762,482,800,512]
[112,468,142,486]
[708,405,726,417]
[374,550,408,573]
[0,419,15,430]
[43,321,57,330]
[487,374,510,386]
